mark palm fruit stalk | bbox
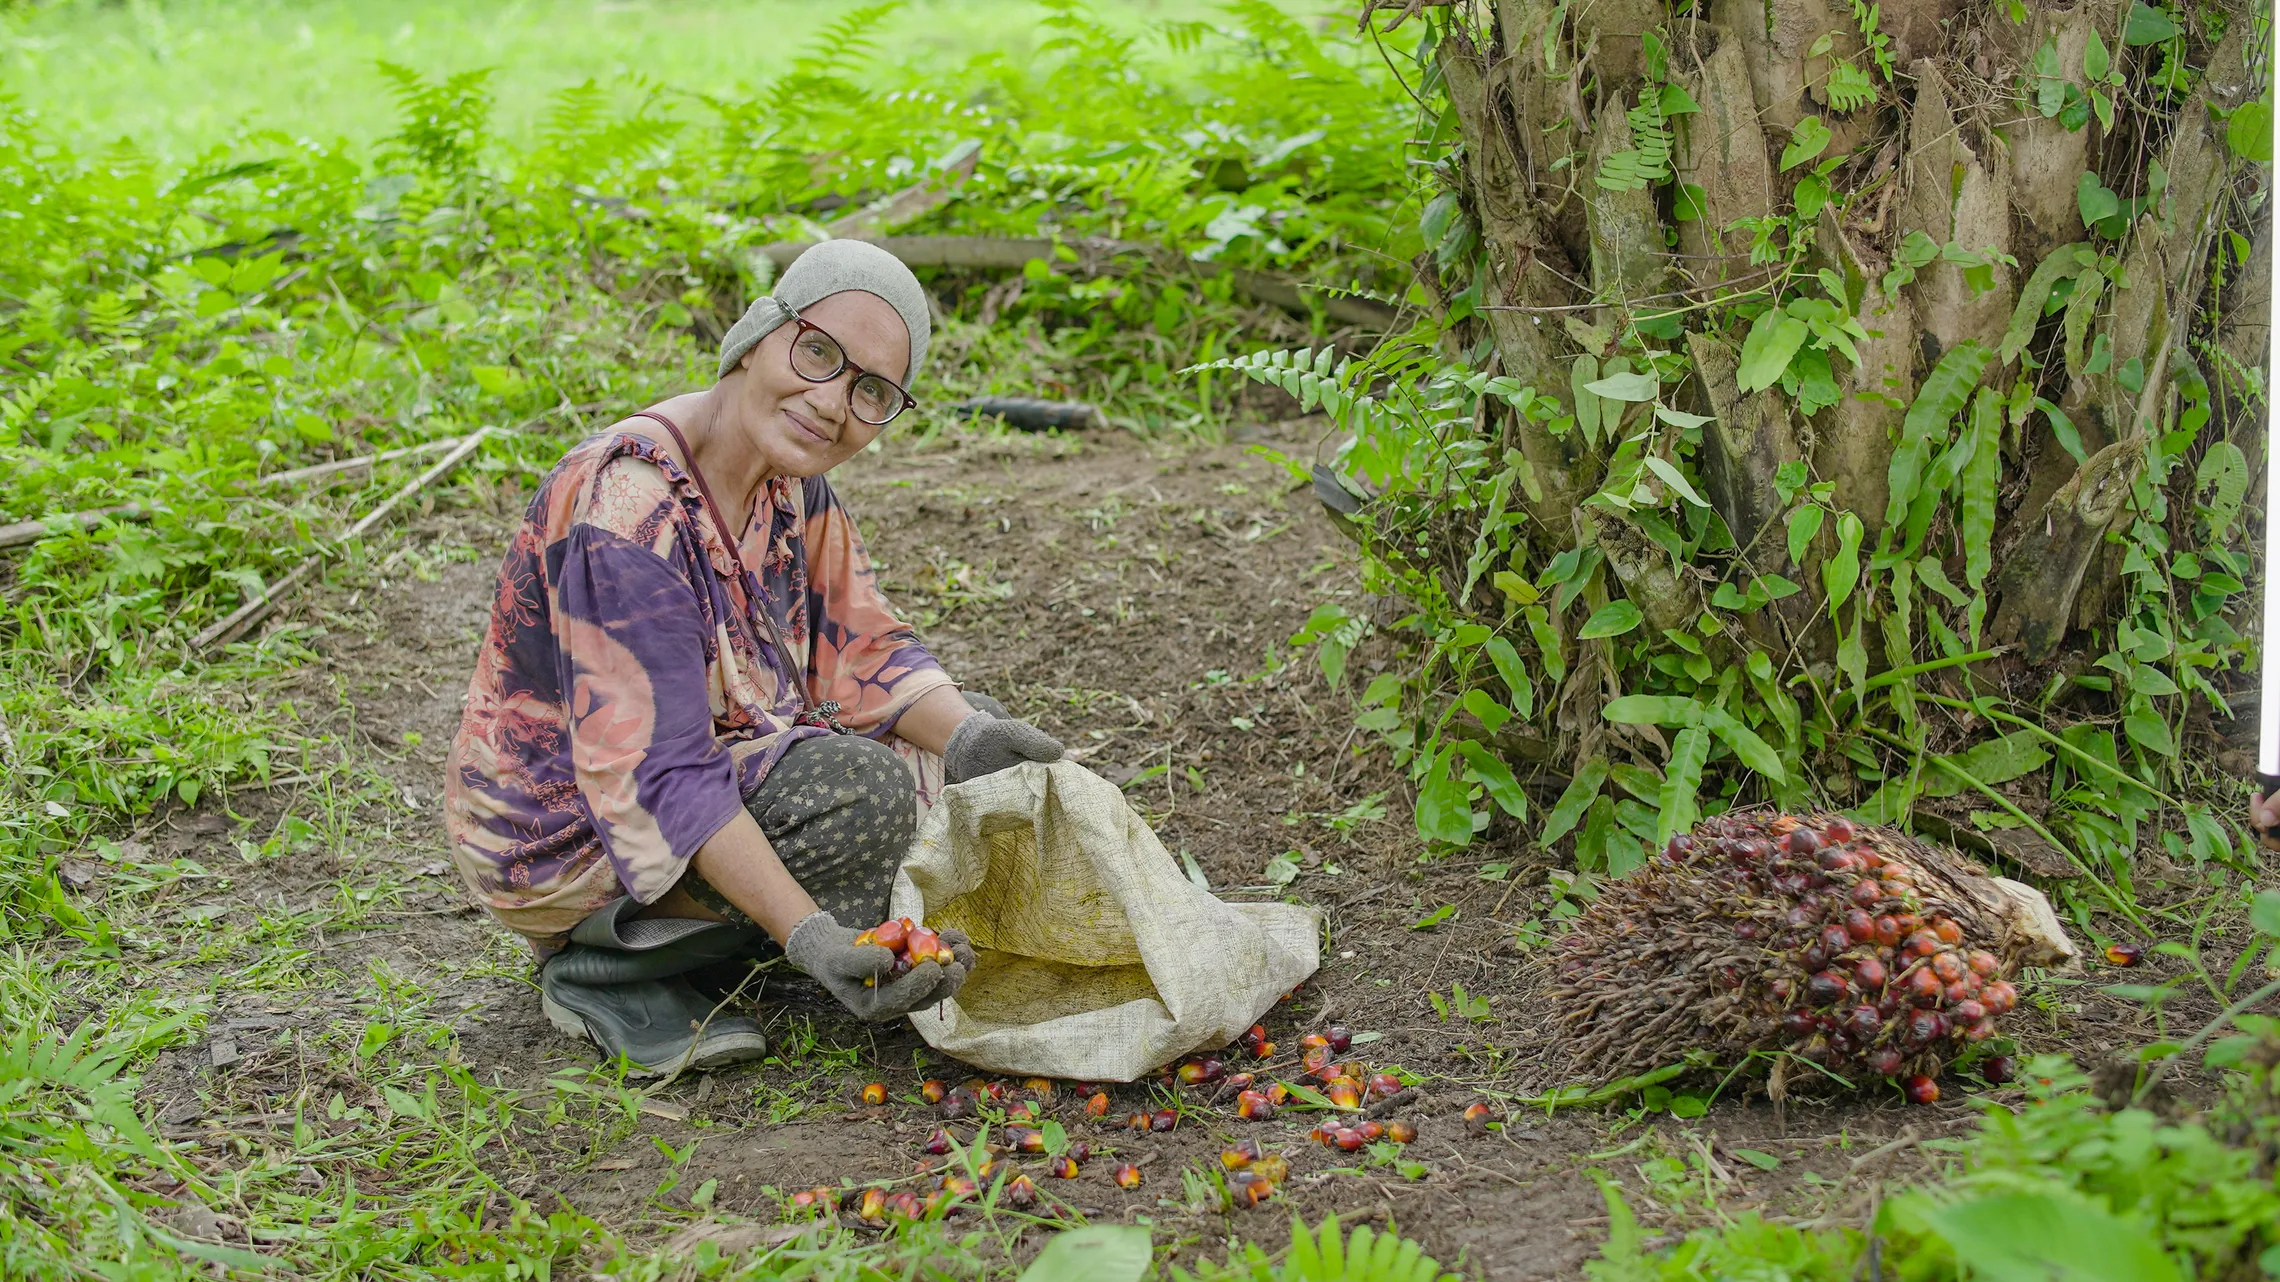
[1546,811,2075,1091]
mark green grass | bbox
[4,0,1318,158]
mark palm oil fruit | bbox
[1236,1089,1276,1120]
[1325,1080,1362,1110]
[860,1082,887,1106]
[1463,1102,1495,1136]
[1125,1112,1151,1132]
[1004,1174,1038,1208]
[1365,1072,1404,1101]
[1384,1120,1417,1144]
[1085,1091,1110,1118]
[1220,1137,1263,1169]
[2103,941,2145,966]
[1149,1108,1178,1132]
[1113,1162,1143,1189]
[1904,1074,1940,1105]
[920,1079,946,1104]
[921,1128,952,1156]
[1049,1156,1080,1179]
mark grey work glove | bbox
[783,911,968,1021]
[943,710,1065,785]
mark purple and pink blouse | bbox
[443,427,956,951]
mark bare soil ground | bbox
[124,421,2183,1278]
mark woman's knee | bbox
[963,691,1008,720]
[750,733,915,839]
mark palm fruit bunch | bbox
[1547,811,2074,1093]
[854,917,956,986]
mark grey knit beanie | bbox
[717,240,931,385]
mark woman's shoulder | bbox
[530,427,688,537]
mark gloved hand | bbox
[784,911,967,1021]
[944,710,1065,784]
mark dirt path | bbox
[136,422,2002,1278]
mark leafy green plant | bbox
[1179,1214,1459,1282]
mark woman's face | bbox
[732,289,911,478]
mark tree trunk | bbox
[1396,0,2259,685]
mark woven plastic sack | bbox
[889,760,1321,1081]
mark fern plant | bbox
[1594,88,1674,193]
[1177,1215,1459,1282]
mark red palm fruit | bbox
[1150,1109,1177,1132]
[860,1082,887,1106]
[1236,1090,1276,1120]
[1905,930,1942,959]
[857,1188,888,1221]
[1298,1033,1330,1051]
[1967,949,2001,978]
[1124,1112,1150,1132]
[871,918,909,951]
[1982,1055,2018,1084]
[975,1157,1003,1182]
[1224,1072,1256,1093]
[939,1175,978,1199]
[1785,905,1819,931]
[1254,1041,1277,1058]
[1333,1128,1367,1152]
[1463,1102,1496,1136]
[1874,916,1903,947]
[939,1089,977,1120]
[1851,879,1884,907]
[1309,1123,1340,1147]
[1893,912,1923,935]
[1253,1154,1289,1183]
[1823,817,1857,843]
[982,1081,1009,1102]
[1821,925,1853,956]
[1798,1036,1834,1066]
[1950,999,1986,1024]
[1007,1101,1040,1123]
[1906,967,1944,1005]
[1085,1092,1110,1118]
[1178,1058,1226,1086]
[1906,1009,1948,1045]
[888,1191,923,1219]
[1357,1120,1386,1142]
[1806,970,1849,1005]
[1769,976,1796,1004]
[1221,1138,1263,1169]
[1801,942,1832,971]
[1327,1025,1354,1053]
[852,928,880,947]
[1365,1072,1405,1101]
[1267,1081,1293,1106]
[1004,1175,1038,1208]
[1825,852,1864,875]
[1844,909,1878,944]
[1944,979,1973,1005]
[1228,1169,1276,1206]
[1780,1010,1818,1041]
[1828,1030,1855,1058]
[1852,955,1889,990]
[1931,951,1966,983]
[1113,1162,1143,1189]
[1784,827,1821,856]
[1048,1156,1080,1179]
[791,1187,826,1209]
[1981,980,2018,1015]
[920,1079,947,1104]
[905,927,944,967]
[1964,1017,1997,1042]
[1931,917,1963,945]
[1843,1005,1882,1039]
[1007,1126,1045,1153]
[1866,1048,1904,1076]
[1904,1074,1940,1105]
[1663,833,1694,862]
[1024,1077,1056,1098]
[1326,1080,1363,1110]
[922,1128,953,1156]
[1385,1120,1418,1143]
[2104,942,2145,966]
[1734,921,1761,941]
[1242,1023,1268,1053]
[1301,1045,1334,1076]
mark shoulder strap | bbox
[626,410,824,716]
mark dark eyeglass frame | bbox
[785,314,917,426]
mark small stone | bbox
[209,1038,242,1070]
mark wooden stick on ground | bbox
[257,436,468,488]
[0,504,149,553]
[193,428,494,653]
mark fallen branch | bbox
[257,436,469,488]
[193,428,494,653]
[0,504,148,552]
[754,234,1401,331]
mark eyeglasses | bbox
[785,315,917,427]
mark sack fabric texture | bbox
[890,760,1321,1081]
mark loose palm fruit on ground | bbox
[1326,1025,1353,1053]
[1241,1023,1269,1056]
[2104,942,2145,966]
[1308,1123,1339,1147]
[1113,1163,1143,1189]
[1221,1138,1263,1169]
[1267,1081,1293,1106]
[857,1188,888,1221]
[1226,1168,1275,1207]
[1007,1100,1040,1123]
[1049,1156,1080,1178]
[1236,1090,1276,1120]
[920,1079,946,1104]
[1981,1054,2017,1084]
[1006,1125,1046,1153]
[1150,1109,1177,1132]
[1364,1073,1404,1101]
[1125,1112,1150,1132]
[1332,1127,1367,1152]
[886,1191,922,1219]
[1904,1074,1941,1105]
[1223,1072,1255,1092]
[1866,1047,1904,1076]
[1085,1092,1110,1118]
[1067,1141,1091,1164]
[922,1128,953,1156]
[939,1088,977,1120]
[1384,1120,1417,1144]
[1178,1058,1225,1085]
[1299,1033,1330,1051]
[1004,1174,1038,1208]
[1325,1080,1363,1110]
[1301,1045,1334,1076]
[1356,1120,1385,1142]
[1463,1102,1495,1136]
[790,1187,834,1210]
[860,1082,887,1106]
[1023,1077,1055,1097]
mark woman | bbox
[443,241,1065,1076]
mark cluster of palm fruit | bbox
[853,917,956,986]
[1549,812,2036,1099]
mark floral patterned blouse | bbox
[442,427,954,950]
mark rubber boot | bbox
[540,899,769,1078]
